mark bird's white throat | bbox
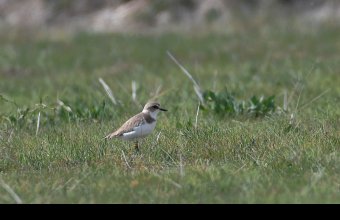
[142,109,159,120]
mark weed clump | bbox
[202,90,276,117]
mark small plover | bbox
[105,102,167,151]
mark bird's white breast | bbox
[121,121,156,140]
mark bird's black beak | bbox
[159,108,168,111]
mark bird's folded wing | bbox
[104,113,145,139]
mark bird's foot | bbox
[134,141,140,154]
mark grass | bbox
[0,24,339,203]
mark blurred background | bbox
[1,0,339,34]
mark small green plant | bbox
[0,97,112,129]
[167,52,276,118]
[201,90,276,117]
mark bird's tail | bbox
[103,132,116,140]
[103,133,112,140]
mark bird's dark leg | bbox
[134,141,139,152]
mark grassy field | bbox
[0,24,339,203]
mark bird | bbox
[104,101,167,151]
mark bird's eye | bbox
[153,105,159,109]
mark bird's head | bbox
[142,102,167,118]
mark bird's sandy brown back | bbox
[105,113,145,139]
